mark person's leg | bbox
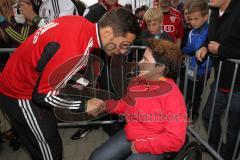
[185,79,194,118]
[126,153,165,160]
[222,111,240,160]
[0,95,62,160]
[202,83,226,150]
[89,130,132,160]
[191,79,205,122]
[0,107,11,133]
[222,91,240,160]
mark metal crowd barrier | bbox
[1,48,240,160]
[180,55,240,160]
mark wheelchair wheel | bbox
[174,142,202,160]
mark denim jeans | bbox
[89,130,165,160]
[202,83,240,160]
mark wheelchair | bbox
[164,136,203,160]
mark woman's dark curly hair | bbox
[146,39,182,77]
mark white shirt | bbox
[38,0,78,27]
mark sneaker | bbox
[71,126,92,140]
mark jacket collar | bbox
[93,23,102,49]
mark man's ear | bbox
[101,26,114,41]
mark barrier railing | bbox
[181,54,240,160]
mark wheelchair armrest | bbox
[163,152,178,159]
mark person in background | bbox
[18,0,78,28]
[135,6,147,31]
[158,0,184,48]
[171,0,184,16]
[0,0,36,48]
[141,7,173,41]
[71,0,86,16]
[196,0,240,159]
[83,0,122,23]
[125,3,133,12]
[140,5,149,11]
[89,39,187,160]
[181,0,192,49]
[182,0,210,123]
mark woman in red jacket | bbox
[89,39,187,160]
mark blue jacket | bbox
[182,23,212,76]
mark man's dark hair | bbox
[125,3,133,11]
[135,7,146,15]
[140,5,149,11]
[98,7,141,37]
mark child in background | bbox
[158,0,184,48]
[181,0,193,49]
[182,0,211,123]
[89,39,187,160]
[141,7,173,41]
[133,7,173,63]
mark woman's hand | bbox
[131,143,138,154]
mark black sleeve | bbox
[32,42,88,111]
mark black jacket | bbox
[83,3,107,23]
[205,0,240,90]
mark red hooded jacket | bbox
[106,78,187,154]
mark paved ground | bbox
[0,127,109,160]
[0,122,215,160]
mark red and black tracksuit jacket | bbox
[0,16,101,110]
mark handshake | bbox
[85,98,106,117]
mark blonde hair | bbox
[0,0,14,42]
[143,7,163,23]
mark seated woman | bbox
[89,39,187,160]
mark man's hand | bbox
[208,41,220,55]
[85,98,105,117]
[19,1,37,21]
[196,47,208,62]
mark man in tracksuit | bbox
[196,0,240,159]
[0,8,140,160]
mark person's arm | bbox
[176,17,184,48]
[31,42,89,111]
[0,16,34,45]
[217,21,240,60]
[183,28,208,55]
[176,38,181,48]
[133,89,187,154]
[19,1,48,28]
[105,99,128,115]
[193,29,208,51]
[218,44,240,60]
